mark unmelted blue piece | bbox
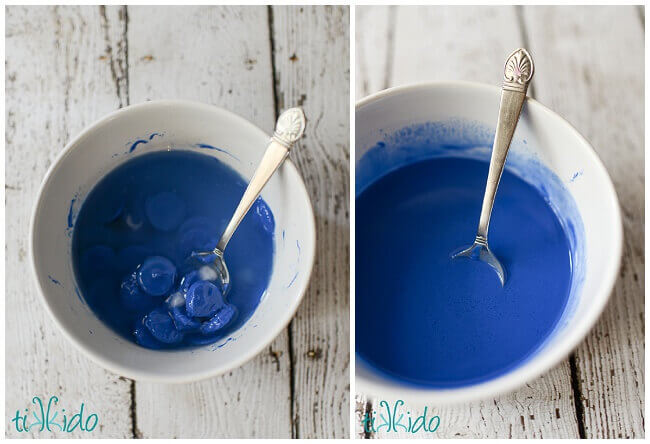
[177,224,219,260]
[120,272,155,312]
[145,191,186,232]
[178,216,212,233]
[176,217,217,258]
[137,256,176,296]
[186,281,224,318]
[96,190,125,224]
[170,305,201,332]
[133,318,164,349]
[71,150,275,350]
[179,270,201,295]
[190,250,217,265]
[144,308,183,344]
[200,304,237,334]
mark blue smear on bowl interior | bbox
[355,119,585,388]
[71,150,275,350]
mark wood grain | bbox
[355,4,644,439]
[126,6,292,438]
[271,6,350,438]
[355,5,392,98]
[522,6,645,438]
[5,5,132,438]
[356,6,526,100]
[366,366,580,439]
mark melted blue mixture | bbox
[356,156,572,387]
[72,150,274,349]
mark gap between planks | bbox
[267,5,299,438]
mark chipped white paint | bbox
[355,5,644,439]
[6,5,349,438]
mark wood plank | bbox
[355,6,392,99]
[368,366,579,438]
[126,6,292,438]
[355,6,582,439]
[270,5,351,439]
[5,5,132,438]
[522,5,645,438]
[390,6,526,86]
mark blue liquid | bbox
[72,150,274,349]
[356,156,572,387]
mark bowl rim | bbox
[354,81,623,404]
[29,99,317,383]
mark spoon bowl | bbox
[452,238,506,286]
[187,250,230,294]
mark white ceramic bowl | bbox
[355,82,622,404]
[31,100,315,383]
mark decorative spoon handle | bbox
[216,107,306,252]
[476,48,534,241]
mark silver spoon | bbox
[452,48,535,286]
[191,107,306,294]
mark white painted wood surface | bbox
[6,6,134,438]
[355,5,644,439]
[271,6,351,439]
[6,5,349,438]
[522,6,645,439]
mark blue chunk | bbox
[145,191,186,232]
[254,198,275,234]
[178,227,218,261]
[144,308,183,344]
[117,245,151,274]
[200,304,237,334]
[178,216,212,232]
[189,250,218,265]
[137,256,176,296]
[133,318,164,349]
[170,305,201,332]
[186,281,224,318]
[120,272,154,312]
[80,245,116,275]
[179,270,200,296]
[97,190,125,224]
